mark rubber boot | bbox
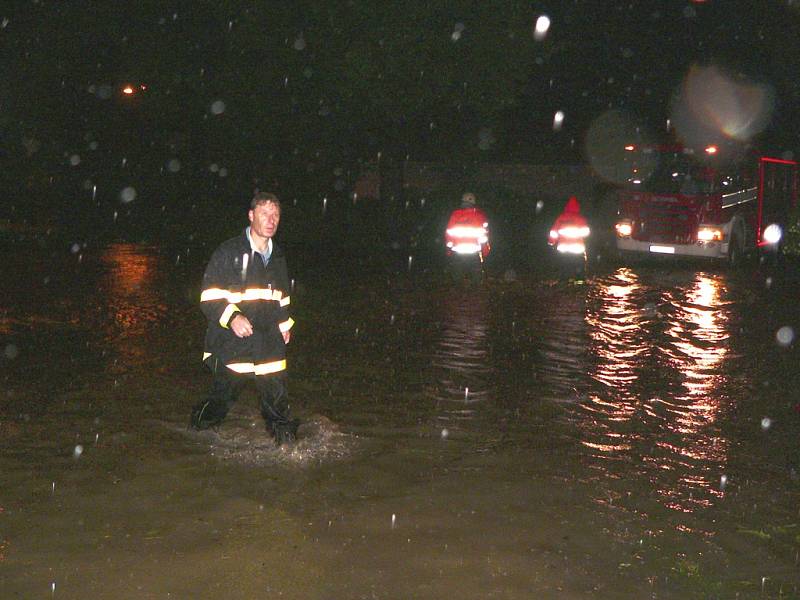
[270,418,300,445]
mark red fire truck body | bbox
[614,144,798,263]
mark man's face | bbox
[248,201,281,240]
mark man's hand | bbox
[230,314,254,338]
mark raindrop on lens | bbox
[4,344,19,360]
[534,15,551,41]
[210,100,226,115]
[167,158,181,173]
[210,163,219,173]
[219,167,228,177]
[119,187,137,203]
[478,127,495,151]
[70,243,81,254]
[69,154,81,166]
[776,326,794,347]
[761,417,772,431]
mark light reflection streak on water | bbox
[97,244,168,367]
[581,268,733,516]
[426,289,492,427]
[535,285,592,404]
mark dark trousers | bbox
[192,358,291,428]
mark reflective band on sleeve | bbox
[280,295,291,307]
[201,287,286,303]
[225,359,287,375]
[279,318,295,333]
[202,352,212,361]
[219,304,240,328]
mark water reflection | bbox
[535,284,592,404]
[582,268,733,515]
[426,288,493,429]
[96,244,169,371]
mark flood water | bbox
[2,242,800,598]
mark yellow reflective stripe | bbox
[241,288,277,301]
[279,295,291,307]
[219,304,240,328]
[201,287,285,303]
[225,359,287,375]
[255,359,286,375]
[201,288,230,302]
[202,352,212,361]
[279,318,295,333]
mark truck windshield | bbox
[630,153,716,195]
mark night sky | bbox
[2,1,800,237]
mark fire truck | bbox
[614,142,798,265]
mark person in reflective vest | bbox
[445,192,491,260]
[190,191,299,444]
[548,196,590,255]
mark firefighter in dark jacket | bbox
[190,191,299,444]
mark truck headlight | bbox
[762,223,783,245]
[615,221,633,237]
[697,226,723,242]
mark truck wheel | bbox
[727,233,743,268]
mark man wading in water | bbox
[190,191,299,445]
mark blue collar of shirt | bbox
[245,227,272,267]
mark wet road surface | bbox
[2,242,800,598]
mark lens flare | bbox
[670,64,774,148]
[585,110,657,185]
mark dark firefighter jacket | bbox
[200,230,294,376]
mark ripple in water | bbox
[184,413,354,467]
